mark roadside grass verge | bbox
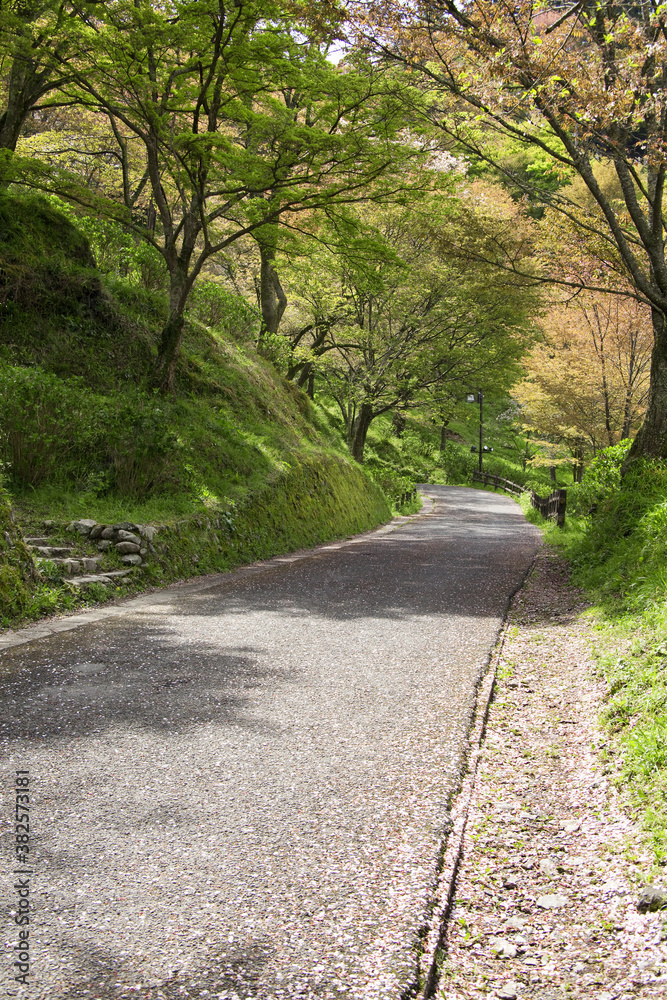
[2,454,390,630]
[528,446,667,866]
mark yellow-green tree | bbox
[357,1,667,464]
[514,288,652,473]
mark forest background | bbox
[2,2,667,856]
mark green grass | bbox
[0,190,392,626]
[531,448,667,865]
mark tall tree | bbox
[284,196,536,461]
[514,288,652,467]
[0,1,79,152]
[6,0,427,390]
[356,1,667,464]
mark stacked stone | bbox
[67,519,157,567]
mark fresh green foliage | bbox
[361,1,667,464]
[7,0,430,390]
[0,191,394,626]
[187,281,260,341]
[465,133,573,217]
[284,199,538,461]
[46,198,168,291]
[566,440,633,516]
[0,1,81,151]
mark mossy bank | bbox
[0,192,390,627]
[528,443,667,864]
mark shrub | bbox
[439,440,477,484]
[0,365,183,496]
[103,390,180,497]
[568,439,632,515]
[187,280,260,340]
[101,393,183,497]
[365,459,413,502]
[522,476,556,498]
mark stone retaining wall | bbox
[2,455,391,620]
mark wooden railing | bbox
[398,488,418,506]
[472,471,566,527]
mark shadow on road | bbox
[0,487,540,747]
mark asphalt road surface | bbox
[0,486,541,1000]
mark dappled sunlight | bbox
[0,485,540,999]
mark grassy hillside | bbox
[0,191,390,625]
[527,444,667,864]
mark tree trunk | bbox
[153,267,189,393]
[257,242,287,347]
[439,419,450,455]
[0,46,38,152]
[392,410,407,437]
[601,370,614,446]
[296,362,312,389]
[621,379,634,440]
[625,308,667,465]
[621,324,639,439]
[350,402,374,463]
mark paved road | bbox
[0,486,541,1000]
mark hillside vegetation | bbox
[0,192,390,625]
[513,443,667,864]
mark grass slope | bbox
[0,191,390,626]
[528,444,667,864]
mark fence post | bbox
[556,488,567,527]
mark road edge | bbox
[416,550,541,998]
[0,494,437,654]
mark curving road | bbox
[0,486,541,1000]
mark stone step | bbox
[67,569,134,589]
[66,574,112,589]
[24,536,51,546]
[34,557,80,575]
[30,545,74,558]
[34,556,104,576]
[80,556,104,573]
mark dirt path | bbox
[435,548,667,1000]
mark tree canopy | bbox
[355,1,667,464]
[4,0,431,389]
[281,193,537,460]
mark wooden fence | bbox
[472,471,566,527]
[398,488,418,506]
